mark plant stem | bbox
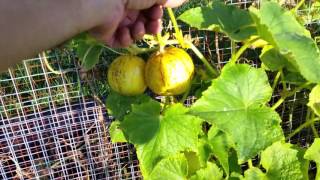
[229,37,259,64]
[188,42,219,77]
[280,69,287,91]
[272,70,281,92]
[167,8,185,47]
[286,117,320,140]
[126,45,158,55]
[248,159,253,168]
[292,0,306,13]
[271,82,311,110]
[180,84,191,104]
[310,112,320,138]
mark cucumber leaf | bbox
[304,138,320,180]
[178,2,256,41]
[109,120,127,143]
[124,102,202,177]
[250,1,320,83]
[208,126,233,175]
[106,91,151,120]
[149,153,188,180]
[190,64,284,162]
[189,162,224,180]
[244,167,266,180]
[261,142,309,180]
[308,85,320,117]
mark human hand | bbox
[90,0,187,48]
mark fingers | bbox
[125,0,187,10]
[131,21,146,40]
[162,0,188,7]
[146,19,162,34]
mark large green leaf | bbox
[122,99,161,145]
[304,138,320,180]
[149,153,188,180]
[129,103,203,176]
[308,85,320,117]
[178,2,256,41]
[261,142,309,180]
[190,64,284,162]
[250,1,320,83]
[106,91,151,120]
[189,162,223,180]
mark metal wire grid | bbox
[0,0,320,179]
[0,56,141,179]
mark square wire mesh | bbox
[0,55,141,180]
[0,0,320,179]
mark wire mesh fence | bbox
[0,0,320,179]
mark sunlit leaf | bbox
[109,120,127,143]
[304,138,320,180]
[125,103,202,176]
[308,85,320,117]
[178,2,256,41]
[190,162,223,180]
[190,64,284,162]
[260,142,309,180]
[250,1,320,83]
[149,153,188,180]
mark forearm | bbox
[0,0,114,71]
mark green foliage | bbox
[304,138,320,180]
[190,64,284,162]
[308,85,320,117]
[260,142,309,180]
[189,162,223,180]
[74,33,104,71]
[133,103,203,176]
[149,153,188,180]
[109,120,127,143]
[178,2,256,41]
[207,127,233,175]
[250,1,320,83]
[106,91,151,120]
[260,45,295,72]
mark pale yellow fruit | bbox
[108,55,146,96]
[145,47,194,96]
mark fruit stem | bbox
[167,8,186,48]
[286,117,320,140]
[101,44,127,55]
[271,82,311,110]
[157,33,165,53]
[248,159,253,168]
[126,45,158,55]
[180,84,191,104]
[188,42,219,77]
[229,37,259,64]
